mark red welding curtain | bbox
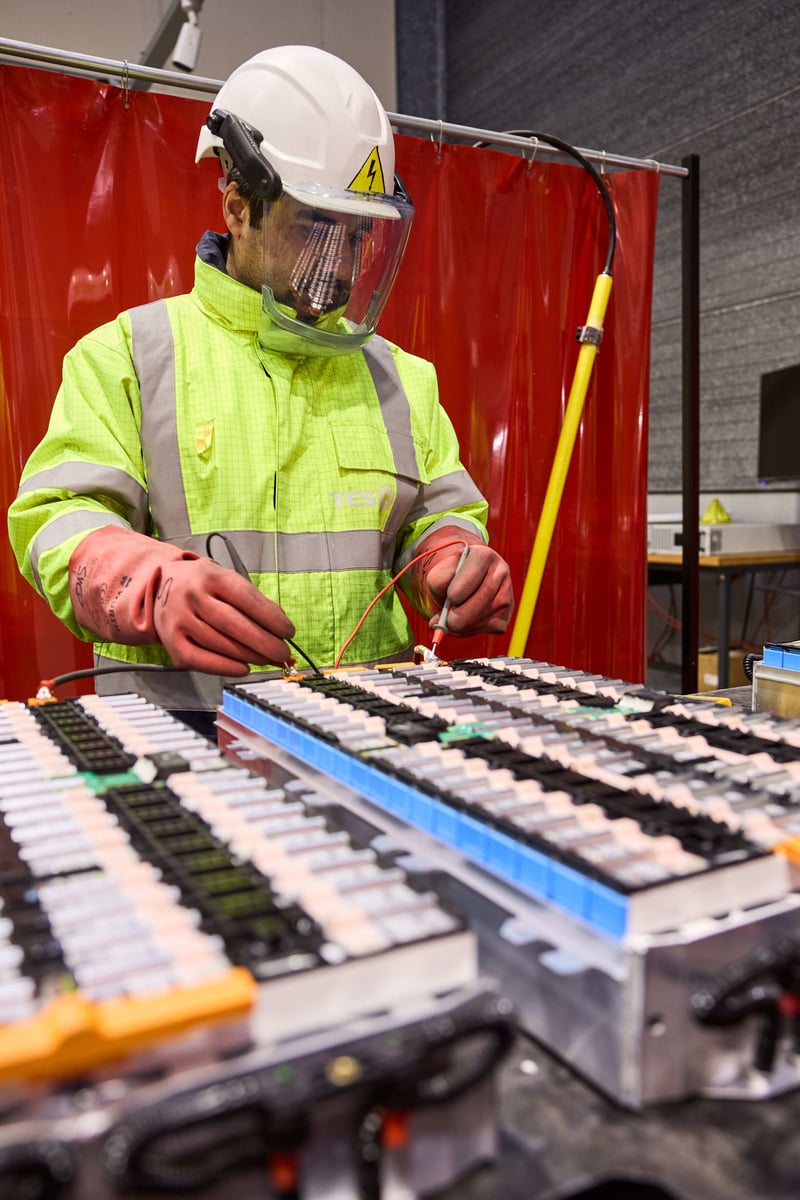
[0,65,658,701]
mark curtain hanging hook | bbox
[122,59,130,108]
[600,148,607,175]
[526,136,539,173]
[646,157,661,174]
[431,119,443,159]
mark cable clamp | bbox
[575,324,603,346]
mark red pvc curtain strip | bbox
[0,66,219,699]
[383,138,659,680]
[0,65,658,701]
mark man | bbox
[8,45,513,720]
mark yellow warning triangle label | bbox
[348,148,385,194]
[700,496,732,524]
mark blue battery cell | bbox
[547,859,588,916]
[585,879,629,938]
[761,642,800,671]
[222,690,629,938]
[482,828,519,878]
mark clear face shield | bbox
[258,182,414,356]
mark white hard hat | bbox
[196,45,396,204]
[198,46,413,356]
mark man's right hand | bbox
[69,526,295,676]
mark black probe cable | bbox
[474,128,616,271]
[205,531,322,674]
[40,663,188,689]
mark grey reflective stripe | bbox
[17,463,149,530]
[171,528,395,574]
[275,529,395,572]
[129,300,192,537]
[30,512,129,593]
[402,469,486,527]
[94,654,232,710]
[395,514,485,572]
[363,338,419,474]
[128,314,423,565]
[362,338,422,538]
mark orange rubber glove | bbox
[408,527,514,636]
[68,526,295,676]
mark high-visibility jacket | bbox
[8,231,488,708]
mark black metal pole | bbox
[681,154,700,694]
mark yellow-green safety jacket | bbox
[8,231,488,708]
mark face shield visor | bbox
[258,182,414,356]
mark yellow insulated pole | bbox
[508,270,614,658]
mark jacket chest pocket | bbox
[329,420,428,535]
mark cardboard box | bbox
[697,647,748,691]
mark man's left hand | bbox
[409,527,514,636]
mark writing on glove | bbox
[69,526,295,676]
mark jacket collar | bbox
[193,230,262,333]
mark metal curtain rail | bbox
[0,37,223,95]
[0,38,687,177]
[389,114,687,178]
[0,35,700,687]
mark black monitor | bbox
[758,364,800,483]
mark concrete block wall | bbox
[435,0,800,498]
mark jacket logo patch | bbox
[331,488,392,512]
[195,421,214,455]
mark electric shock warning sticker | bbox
[348,148,385,194]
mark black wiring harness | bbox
[102,992,515,1194]
[691,932,800,1073]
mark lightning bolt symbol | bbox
[366,157,378,190]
